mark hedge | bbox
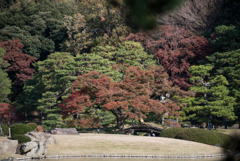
[215,132,233,148]
[176,128,220,146]
[160,128,184,138]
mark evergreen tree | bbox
[92,41,156,69]
[182,65,236,127]
[0,0,77,59]
[0,47,11,103]
[207,49,240,125]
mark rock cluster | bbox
[18,132,56,159]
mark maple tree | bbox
[0,39,36,86]
[60,66,187,130]
[0,103,16,125]
[125,25,211,89]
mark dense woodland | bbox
[0,0,239,131]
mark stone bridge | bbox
[123,125,163,136]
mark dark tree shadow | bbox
[222,133,240,161]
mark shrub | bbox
[176,128,220,146]
[11,134,31,143]
[160,128,184,138]
[10,123,32,136]
[27,122,37,131]
[216,132,233,148]
[0,124,9,136]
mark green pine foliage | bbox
[75,53,122,81]
[181,65,236,124]
[92,41,157,68]
[42,113,66,131]
[207,49,240,124]
[211,25,240,52]
[0,0,77,58]
[0,47,11,102]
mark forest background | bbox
[0,0,239,131]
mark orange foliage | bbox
[60,66,188,129]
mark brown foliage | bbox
[0,39,36,86]
[60,66,188,129]
[126,25,211,89]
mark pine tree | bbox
[182,65,236,127]
[0,47,11,102]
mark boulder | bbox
[0,140,18,154]
[25,132,56,145]
[51,128,78,135]
[18,132,56,159]
[19,141,45,159]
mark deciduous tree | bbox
[126,25,211,89]
[0,103,16,125]
[60,66,186,130]
[0,39,36,86]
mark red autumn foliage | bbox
[36,125,43,132]
[125,25,211,89]
[60,66,188,129]
[0,103,16,124]
[0,39,36,86]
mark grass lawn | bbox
[46,133,223,156]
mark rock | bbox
[51,128,78,135]
[18,132,56,159]
[20,141,44,159]
[0,140,18,154]
[25,132,56,145]
[0,157,18,161]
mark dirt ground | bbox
[47,133,223,156]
